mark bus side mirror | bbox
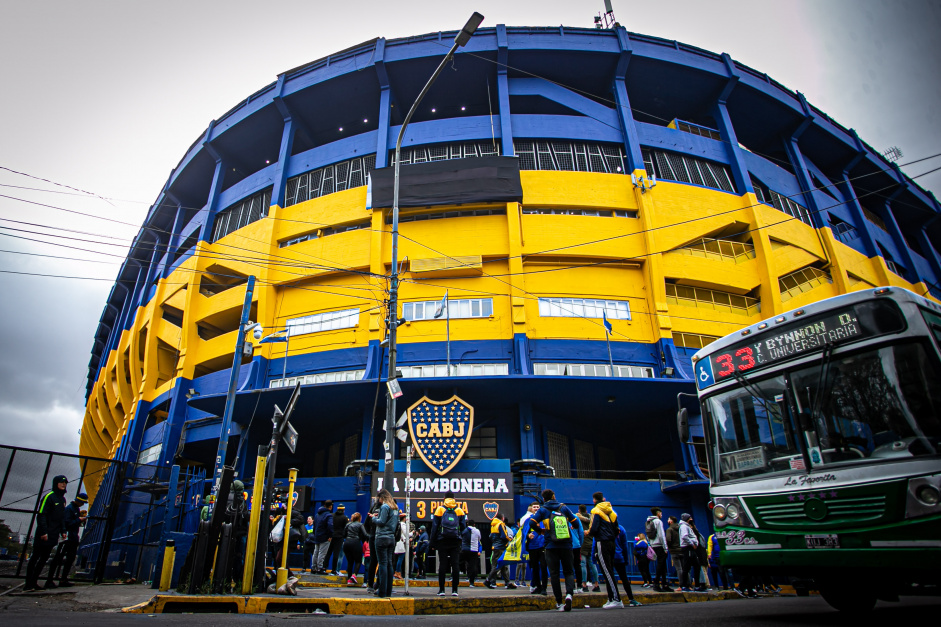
[677,407,690,443]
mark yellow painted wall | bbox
[80,171,933,497]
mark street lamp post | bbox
[383,12,484,491]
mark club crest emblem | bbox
[483,502,499,520]
[407,395,474,476]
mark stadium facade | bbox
[81,24,941,559]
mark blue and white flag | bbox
[602,310,613,334]
[434,291,448,319]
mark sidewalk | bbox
[3,574,753,616]
[122,574,745,615]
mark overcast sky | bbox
[1,0,939,455]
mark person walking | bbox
[414,526,429,578]
[460,519,482,586]
[45,491,87,588]
[530,489,579,612]
[25,475,69,591]
[303,516,316,572]
[515,502,538,587]
[634,533,653,588]
[611,524,641,606]
[569,507,585,591]
[342,512,367,585]
[483,514,517,588]
[706,531,729,590]
[429,490,466,597]
[312,500,334,574]
[678,513,699,591]
[588,491,624,609]
[394,512,409,579]
[523,501,548,595]
[363,497,382,592]
[664,515,684,591]
[690,517,709,591]
[371,489,398,598]
[577,504,599,592]
[645,507,669,592]
[327,505,348,575]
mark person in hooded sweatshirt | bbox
[312,500,334,573]
[664,515,683,591]
[530,489,579,612]
[610,523,641,606]
[645,507,669,592]
[678,513,699,591]
[523,500,548,596]
[46,491,87,588]
[25,475,68,591]
[429,490,466,596]
[483,514,517,588]
[588,491,623,609]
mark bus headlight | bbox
[711,496,754,528]
[915,485,940,506]
[907,474,941,518]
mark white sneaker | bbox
[564,594,572,612]
[603,599,624,609]
[556,603,566,612]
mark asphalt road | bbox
[0,595,938,625]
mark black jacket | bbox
[332,512,349,540]
[665,522,681,553]
[344,521,368,543]
[62,501,85,542]
[36,482,67,538]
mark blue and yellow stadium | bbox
[81,23,941,547]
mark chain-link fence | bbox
[0,445,203,585]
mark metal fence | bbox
[0,445,203,585]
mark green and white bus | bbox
[687,287,941,612]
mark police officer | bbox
[25,475,69,591]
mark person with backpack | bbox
[483,514,517,589]
[429,490,466,596]
[634,533,652,588]
[414,526,429,579]
[370,489,399,598]
[460,519,482,586]
[530,489,579,612]
[645,507,669,592]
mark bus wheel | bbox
[819,583,877,613]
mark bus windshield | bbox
[790,342,941,466]
[707,375,803,482]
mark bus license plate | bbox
[805,534,839,549]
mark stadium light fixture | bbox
[384,11,484,491]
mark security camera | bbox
[253,326,263,341]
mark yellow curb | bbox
[122,589,741,615]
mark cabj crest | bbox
[407,395,474,476]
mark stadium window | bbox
[514,141,626,174]
[394,141,500,166]
[286,308,360,337]
[642,148,734,193]
[465,427,498,459]
[537,297,630,320]
[212,188,271,242]
[547,432,571,478]
[403,298,493,321]
[137,443,162,465]
[285,154,376,207]
[534,363,654,378]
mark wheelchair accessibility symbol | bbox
[696,360,715,389]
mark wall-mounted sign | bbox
[373,471,513,523]
[407,395,473,475]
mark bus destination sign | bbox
[708,309,863,383]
